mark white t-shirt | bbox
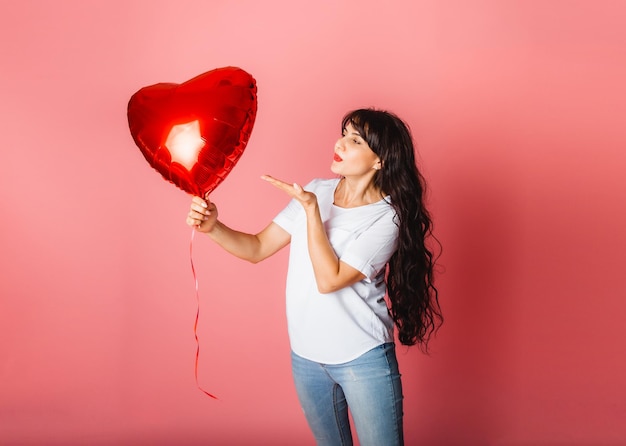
[273,178,399,364]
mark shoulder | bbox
[374,197,400,229]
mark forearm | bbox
[206,220,264,263]
[304,205,342,292]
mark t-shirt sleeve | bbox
[339,211,399,281]
[272,198,300,234]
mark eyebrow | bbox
[343,127,362,137]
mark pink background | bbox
[1,1,625,445]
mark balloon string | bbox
[190,227,218,399]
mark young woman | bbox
[186,108,442,446]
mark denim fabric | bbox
[291,343,404,446]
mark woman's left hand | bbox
[261,175,318,209]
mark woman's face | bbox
[331,122,381,177]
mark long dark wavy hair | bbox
[342,108,443,351]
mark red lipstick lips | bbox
[333,153,343,162]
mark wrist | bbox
[303,201,319,216]
[206,220,222,238]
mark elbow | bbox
[316,281,339,294]
[246,244,265,264]
[247,255,263,265]
[247,250,270,264]
[315,270,365,294]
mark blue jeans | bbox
[291,343,404,446]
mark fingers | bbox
[261,175,296,193]
[190,196,209,213]
[186,208,205,227]
[260,174,285,188]
[261,175,313,205]
[187,196,215,227]
[262,175,318,210]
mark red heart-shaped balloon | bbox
[127,66,258,196]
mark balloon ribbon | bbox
[190,228,218,399]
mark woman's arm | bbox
[302,199,366,293]
[261,176,365,293]
[187,196,290,264]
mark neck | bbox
[334,176,383,208]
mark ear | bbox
[373,159,382,170]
